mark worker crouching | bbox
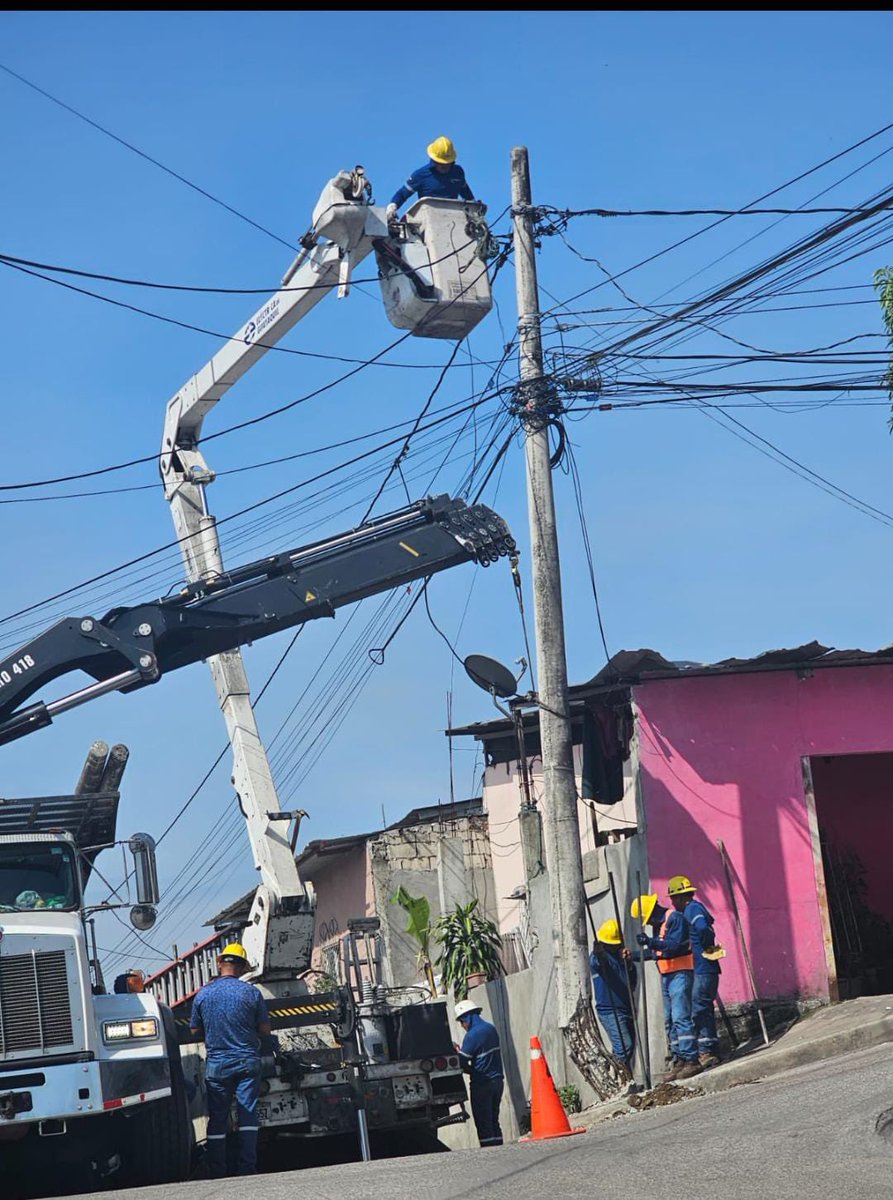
[190,943,272,1177]
[589,919,637,1076]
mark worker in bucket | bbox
[190,943,271,1177]
[386,136,478,223]
[454,999,504,1147]
[631,893,701,1081]
[668,875,725,1069]
[589,918,637,1075]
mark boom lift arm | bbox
[158,170,389,919]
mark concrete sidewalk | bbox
[578,993,893,1126]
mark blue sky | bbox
[2,10,892,970]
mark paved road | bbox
[63,1044,893,1200]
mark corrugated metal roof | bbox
[447,642,893,739]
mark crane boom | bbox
[0,494,514,747]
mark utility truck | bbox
[0,743,191,1193]
[0,167,505,1180]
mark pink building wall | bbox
[304,844,374,972]
[635,664,893,1005]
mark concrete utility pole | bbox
[510,147,591,1030]
[510,147,620,1097]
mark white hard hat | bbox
[454,999,482,1020]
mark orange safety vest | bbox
[655,916,694,975]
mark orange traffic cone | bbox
[519,1036,586,1142]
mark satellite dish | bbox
[464,654,518,699]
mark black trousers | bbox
[470,1076,504,1147]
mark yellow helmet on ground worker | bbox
[667,875,697,896]
[630,893,659,923]
[427,136,457,164]
[218,942,249,964]
[596,918,623,946]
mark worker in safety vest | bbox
[631,893,701,1080]
[386,136,478,223]
[454,999,504,1147]
[668,875,724,1069]
[190,943,271,1177]
[589,918,637,1073]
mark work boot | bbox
[662,1058,684,1082]
[674,1061,703,1081]
[698,1052,721,1069]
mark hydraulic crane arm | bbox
[0,495,514,748]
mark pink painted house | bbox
[450,644,893,1013]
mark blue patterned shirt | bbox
[190,976,269,1062]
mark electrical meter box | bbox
[378,198,493,340]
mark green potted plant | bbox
[391,886,437,995]
[434,899,504,1000]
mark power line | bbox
[0,391,503,625]
[0,60,297,249]
[537,118,893,323]
[551,204,893,219]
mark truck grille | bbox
[0,951,74,1055]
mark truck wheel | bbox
[122,1033,193,1184]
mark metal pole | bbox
[511,703,534,808]
[607,871,648,1088]
[715,990,740,1049]
[717,840,770,1046]
[355,1085,372,1163]
[511,145,590,1033]
[634,870,653,1088]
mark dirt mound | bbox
[627,1081,703,1110]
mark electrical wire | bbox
[0,60,298,250]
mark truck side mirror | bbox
[129,832,160,905]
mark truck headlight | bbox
[103,1017,158,1043]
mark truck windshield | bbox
[0,842,79,911]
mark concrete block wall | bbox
[368,815,498,991]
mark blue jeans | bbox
[596,1006,636,1067]
[692,972,720,1055]
[470,1076,504,1147]
[205,1056,261,1177]
[661,971,696,1063]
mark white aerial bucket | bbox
[378,198,493,340]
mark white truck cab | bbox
[0,772,192,1194]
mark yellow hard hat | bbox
[667,875,696,896]
[219,942,249,963]
[596,919,623,946]
[427,136,457,164]
[630,893,658,923]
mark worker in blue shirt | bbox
[190,943,271,1177]
[631,892,701,1080]
[668,875,724,1068]
[454,999,504,1146]
[589,918,637,1073]
[386,136,476,223]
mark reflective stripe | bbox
[530,1048,542,1060]
[238,1127,259,1132]
[206,1135,227,1140]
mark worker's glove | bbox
[636,933,651,948]
[479,202,488,215]
[386,203,398,223]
